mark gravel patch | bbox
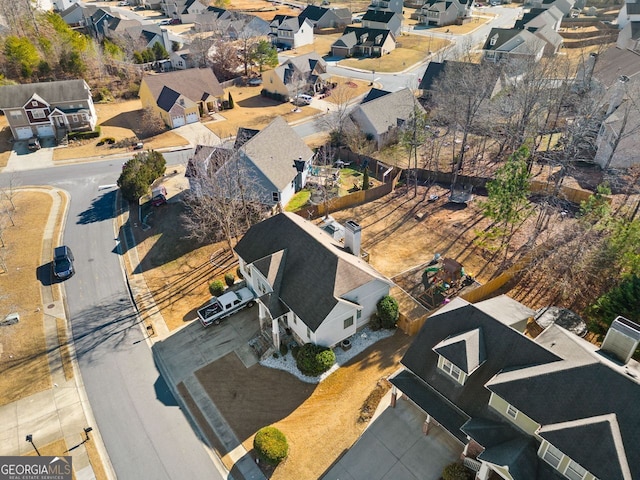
[259,327,396,384]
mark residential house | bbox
[234,212,392,349]
[178,0,209,23]
[482,28,546,63]
[349,88,426,150]
[121,24,173,52]
[617,0,640,30]
[169,48,196,70]
[186,116,313,207]
[269,15,314,49]
[298,5,351,29]
[368,0,403,16]
[617,20,640,50]
[53,0,78,13]
[60,1,91,27]
[0,79,97,141]
[529,0,575,14]
[331,26,396,57]
[418,60,502,99]
[391,295,640,480]
[192,9,270,39]
[416,0,472,27]
[262,52,331,99]
[586,44,640,169]
[513,6,564,55]
[361,9,402,36]
[138,68,224,128]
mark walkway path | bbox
[0,187,112,480]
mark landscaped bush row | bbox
[68,126,100,140]
[96,137,116,146]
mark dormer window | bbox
[439,357,463,383]
[490,34,498,46]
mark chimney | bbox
[344,220,361,257]
[606,75,629,116]
[600,316,640,364]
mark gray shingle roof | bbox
[238,116,313,191]
[141,68,224,106]
[0,79,90,109]
[339,26,393,47]
[351,88,424,136]
[234,212,388,331]
[433,327,486,374]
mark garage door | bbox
[37,124,55,137]
[15,127,33,140]
[172,116,186,128]
[186,112,199,124]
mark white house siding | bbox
[341,279,391,328]
[279,181,296,209]
[293,23,314,48]
[314,300,359,347]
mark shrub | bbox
[377,295,399,329]
[295,343,335,376]
[369,313,382,331]
[224,272,235,287]
[254,426,288,465]
[68,127,101,141]
[279,342,288,356]
[209,280,225,297]
[236,266,244,279]
[291,345,300,360]
[442,462,472,480]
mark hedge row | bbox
[68,126,101,140]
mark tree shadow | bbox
[77,190,118,225]
[237,96,282,108]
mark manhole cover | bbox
[47,304,55,309]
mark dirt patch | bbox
[195,332,409,480]
[0,191,53,406]
[53,100,189,162]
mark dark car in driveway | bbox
[53,245,75,280]
[28,138,41,151]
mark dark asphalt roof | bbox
[234,212,387,332]
[156,86,180,112]
[362,88,392,103]
[433,327,485,374]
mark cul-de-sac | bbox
[0,0,638,478]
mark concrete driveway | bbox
[5,138,55,172]
[322,396,463,480]
[173,122,221,147]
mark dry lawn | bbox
[0,115,12,169]
[53,100,189,162]
[195,331,410,480]
[295,32,342,56]
[339,34,450,72]
[0,191,53,405]
[228,0,301,20]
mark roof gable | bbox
[433,327,486,374]
[234,213,387,331]
[351,88,424,135]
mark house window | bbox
[440,358,462,382]
[564,461,588,480]
[81,114,88,121]
[292,315,297,324]
[541,444,563,469]
[307,327,311,339]
[490,35,497,46]
[32,110,45,119]
[272,192,280,202]
[343,316,353,329]
[72,114,78,122]
[9,111,22,118]
[31,101,38,107]
[506,404,518,419]
[356,310,362,319]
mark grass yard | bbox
[0,191,54,406]
[338,34,450,72]
[285,189,311,211]
[53,100,189,162]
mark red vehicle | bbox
[151,186,167,206]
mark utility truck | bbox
[197,287,256,327]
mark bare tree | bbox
[181,134,266,250]
[210,38,242,81]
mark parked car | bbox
[28,138,41,151]
[151,186,167,207]
[291,94,313,106]
[53,246,75,280]
[133,142,144,150]
[352,16,362,23]
[159,19,171,25]
[248,77,263,86]
[169,18,182,24]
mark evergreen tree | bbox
[362,167,370,190]
[251,40,278,73]
[228,92,234,109]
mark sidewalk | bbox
[0,187,113,480]
[115,193,266,480]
